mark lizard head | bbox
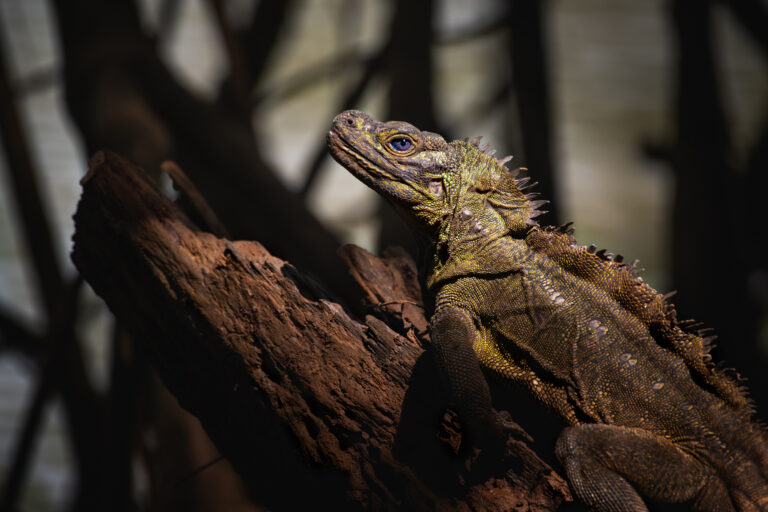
[327,110,454,233]
[327,110,545,238]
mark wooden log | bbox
[71,151,569,511]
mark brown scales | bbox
[476,130,755,415]
[525,225,753,414]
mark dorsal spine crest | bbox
[453,135,748,414]
[525,226,752,412]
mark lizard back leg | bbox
[556,424,733,512]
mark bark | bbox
[71,151,570,511]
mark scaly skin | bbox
[327,110,768,511]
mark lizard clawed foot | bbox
[497,410,533,443]
[458,409,533,484]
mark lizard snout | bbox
[332,110,371,132]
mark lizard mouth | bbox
[327,129,400,184]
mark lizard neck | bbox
[426,191,528,291]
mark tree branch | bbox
[71,151,570,511]
[51,0,360,306]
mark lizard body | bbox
[327,110,768,511]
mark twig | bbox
[435,10,512,45]
[251,48,371,107]
[0,17,69,510]
[1,8,108,508]
[13,66,60,97]
[238,0,293,91]
[723,0,768,62]
[0,280,82,512]
[299,44,389,198]
[0,306,43,360]
[508,0,558,225]
[0,8,64,317]
[215,0,294,124]
[156,0,183,43]
[174,455,225,488]
[208,0,251,120]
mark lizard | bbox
[326,109,768,511]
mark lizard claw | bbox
[497,410,534,444]
[458,410,529,482]
[461,410,535,483]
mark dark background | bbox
[0,0,766,510]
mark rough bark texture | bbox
[71,151,570,511]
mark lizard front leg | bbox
[430,305,506,456]
[556,424,733,512]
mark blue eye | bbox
[389,137,413,153]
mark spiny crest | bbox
[463,134,751,413]
[461,136,549,233]
[526,226,755,414]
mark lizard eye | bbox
[388,137,413,153]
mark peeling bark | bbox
[71,151,569,511]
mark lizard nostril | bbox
[345,117,355,126]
